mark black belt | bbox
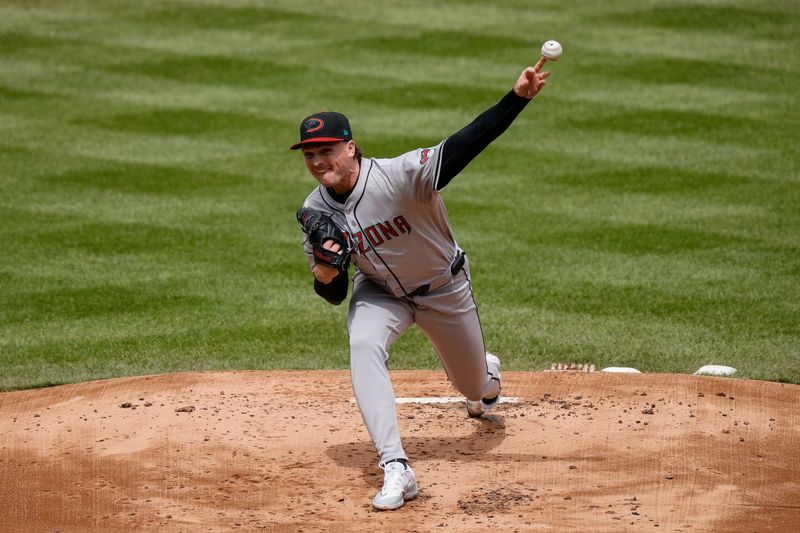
[406,251,466,297]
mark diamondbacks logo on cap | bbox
[303,118,324,133]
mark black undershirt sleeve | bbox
[436,89,531,190]
[313,270,349,305]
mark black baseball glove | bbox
[296,207,351,272]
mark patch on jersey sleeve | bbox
[419,147,436,165]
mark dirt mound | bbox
[1,371,798,531]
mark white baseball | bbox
[541,40,563,61]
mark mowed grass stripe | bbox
[482,307,800,383]
[0,0,798,389]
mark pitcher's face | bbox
[302,141,358,193]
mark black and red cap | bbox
[290,111,353,150]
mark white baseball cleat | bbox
[372,461,418,510]
[466,353,502,418]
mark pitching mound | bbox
[1,371,798,532]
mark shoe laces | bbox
[379,461,406,493]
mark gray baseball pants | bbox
[346,259,499,463]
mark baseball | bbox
[541,40,563,61]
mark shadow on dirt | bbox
[325,410,518,489]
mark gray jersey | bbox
[300,141,499,468]
[302,141,461,297]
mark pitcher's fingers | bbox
[525,65,538,78]
[322,239,342,253]
[533,57,547,72]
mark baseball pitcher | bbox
[294,58,551,510]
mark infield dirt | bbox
[1,371,798,532]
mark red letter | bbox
[393,215,412,235]
[365,225,384,247]
[377,221,399,241]
[353,231,367,254]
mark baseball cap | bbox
[290,111,353,150]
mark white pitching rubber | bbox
[601,367,642,373]
[694,365,737,377]
[349,397,519,405]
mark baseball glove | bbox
[296,207,351,271]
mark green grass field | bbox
[1,0,798,390]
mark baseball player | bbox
[294,59,551,510]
